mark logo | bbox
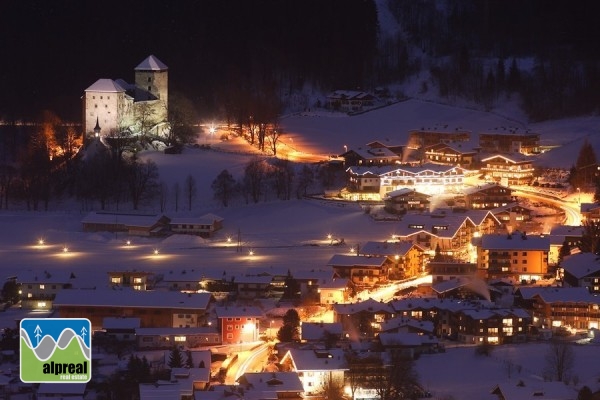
[20,318,91,383]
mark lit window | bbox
[39,284,45,290]
[37,302,46,308]
[174,336,186,342]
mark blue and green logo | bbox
[20,318,91,383]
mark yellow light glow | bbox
[249,250,255,256]
[153,249,159,255]
[38,239,45,246]
[62,246,69,253]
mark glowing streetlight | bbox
[126,240,131,246]
[38,239,45,246]
[249,249,255,256]
[226,236,232,243]
[153,249,159,255]
[343,144,348,153]
[350,246,356,254]
[62,246,69,253]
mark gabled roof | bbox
[378,332,436,347]
[480,232,550,251]
[359,241,422,257]
[518,286,599,304]
[332,298,394,314]
[301,322,344,341]
[561,252,600,279]
[135,55,168,71]
[85,78,126,93]
[481,153,532,163]
[384,188,430,199]
[318,278,349,290]
[237,372,303,393]
[394,212,476,240]
[169,213,224,225]
[215,306,263,318]
[81,212,169,228]
[380,316,434,333]
[282,348,347,371]
[549,225,584,237]
[463,183,512,195]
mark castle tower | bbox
[134,55,168,120]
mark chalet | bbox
[236,372,304,400]
[479,129,540,155]
[463,183,514,210]
[326,254,391,287]
[431,277,491,300]
[168,213,223,237]
[54,289,212,329]
[380,316,435,336]
[280,348,347,396]
[161,269,204,292]
[407,128,471,149]
[561,253,600,294]
[326,90,377,112]
[423,142,478,168]
[81,211,170,236]
[293,269,333,300]
[491,203,533,231]
[480,154,535,186]
[342,145,401,167]
[475,231,550,281]
[333,298,395,339]
[233,275,274,299]
[108,270,153,290]
[549,225,584,250]
[383,188,430,214]
[18,271,75,310]
[215,306,262,344]
[490,381,578,400]
[359,241,425,279]
[516,286,600,331]
[318,278,351,306]
[455,308,531,344]
[580,202,600,224]
[102,317,140,342]
[135,326,220,349]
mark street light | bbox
[343,144,348,153]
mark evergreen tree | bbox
[168,346,184,368]
[570,139,597,188]
[185,350,194,368]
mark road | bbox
[512,187,582,226]
[355,275,432,303]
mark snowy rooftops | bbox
[85,78,126,93]
[560,252,600,279]
[300,322,343,341]
[332,298,394,314]
[517,286,599,304]
[282,348,347,371]
[360,241,422,256]
[169,213,224,225]
[237,372,304,393]
[135,55,168,71]
[480,232,550,251]
[327,254,387,267]
[81,211,169,228]
[102,317,141,330]
[214,306,263,318]
[53,289,212,309]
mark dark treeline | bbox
[2,1,599,123]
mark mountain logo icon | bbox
[20,318,91,383]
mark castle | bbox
[82,55,168,140]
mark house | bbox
[407,128,471,149]
[136,327,220,349]
[83,55,168,140]
[169,213,224,237]
[463,183,514,210]
[491,203,533,230]
[81,211,170,236]
[54,289,212,329]
[108,270,153,290]
[549,225,584,250]
[18,271,75,310]
[359,241,425,279]
[280,348,347,396]
[423,142,478,168]
[383,188,431,214]
[475,231,550,281]
[377,331,440,358]
[342,145,402,167]
[236,372,304,399]
[580,202,600,223]
[233,275,274,299]
[326,254,391,287]
[429,261,478,283]
[480,154,535,186]
[300,322,344,343]
[333,298,396,339]
[560,253,600,294]
[479,129,540,155]
[454,307,530,344]
[102,317,140,341]
[326,90,377,112]
[516,286,600,331]
[215,306,262,344]
[490,381,577,400]
[431,277,491,300]
[37,383,87,399]
[318,278,351,306]
[380,316,435,336]
[293,269,333,300]
[161,269,204,292]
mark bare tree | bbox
[184,175,197,211]
[266,124,283,156]
[270,159,294,200]
[134,102,157,145]
[296,165,314,198]
[126,158,160,210]
[543,339,575,382]
[173,182,180,212]
[158,181,169,212]
[164,91,199,147]
[211,169,236,207]
[243,158,271,203]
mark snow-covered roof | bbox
[318,278,349,290]
[394,212,474,239]
[380,316,434,333]
[390,297,494,313]
[350,146,400,160]
[490,381,577,400]
[480,232,550,251]
[378,331,434,347]
[37,383,87,395]
[480,153,532,163]
[327,254,387,267]
[214,306,263,318]
[169,213,224,225]
[463,182,511,195]
[135,327,217,336]
[17,270,75,284]
[332,298,394,314]
[237,372,303,393]
[300,322,343,341]
[549,225,584,237]
[518,286,599,304]
[81,211,168,228]
[85,78,126,93]
[102,317,140,330]
[53,289,211,309]
[135,55,168,71]
[360,241,421,257]
[384,188,429,198]
[282,348,347,371]
[561,252,600,279]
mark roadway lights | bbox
[62,246,69,253]
[38,239,45,246]
[226,236,232,243]
[153,249,159,255]
[249,249,255,256]
[126,240,131,246]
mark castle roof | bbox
[135,55,168,71]
[85,78,126,93]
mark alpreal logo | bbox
[20,318,91,383]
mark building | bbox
[300,322,344,343]
[475,231,550,281]
[102,317,140,342]
[423,142,478,168]
[83,55,168,139]
[359,241,425,279]
[480,154,535,186]
[479,129,540,155]
[327,254,391,287]
[332,298,396,339]
[135,327,220,349]
[407,128,471,149]
[169,213,224,237]
[429,261,478,283]
[462,183,514,210]
[580,203,600,223]
[108,270,153,290]
[280,348,347,396]
[561,253,600,294]
[383,188,431,214]
[326,90,377,112]
[54,289,212,329]
[455,308,531,344]
[236,372,304,400]
[81,212,170,236]
[18,271,76,310]
[214,306,262,344]
[318,278,351,306]
[342,145,401,167]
